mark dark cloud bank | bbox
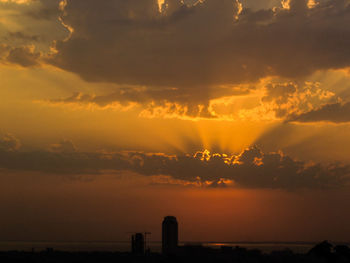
[0,136,349,190]
[53,0,350,86]
[4,0,350,120]
[49,0,350,106]
[291,101,350,123]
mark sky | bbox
[1,0,350,243]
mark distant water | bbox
[0,241,326,254]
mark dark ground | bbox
[1,241,349,263]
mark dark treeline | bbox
[1,241,350,263]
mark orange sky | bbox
[1,0,350,243]
[1,171,350,242]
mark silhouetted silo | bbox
[162,216,178,255]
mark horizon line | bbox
[1,240,349,245]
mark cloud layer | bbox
[0,133,21,151]
[0,0,68,51]
[49,0,350,106]
[0,136,348,190]
[2,0,350,120]
[291,101,350,123]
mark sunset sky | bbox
[1,0,350,243]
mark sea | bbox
[0,241,338,254]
